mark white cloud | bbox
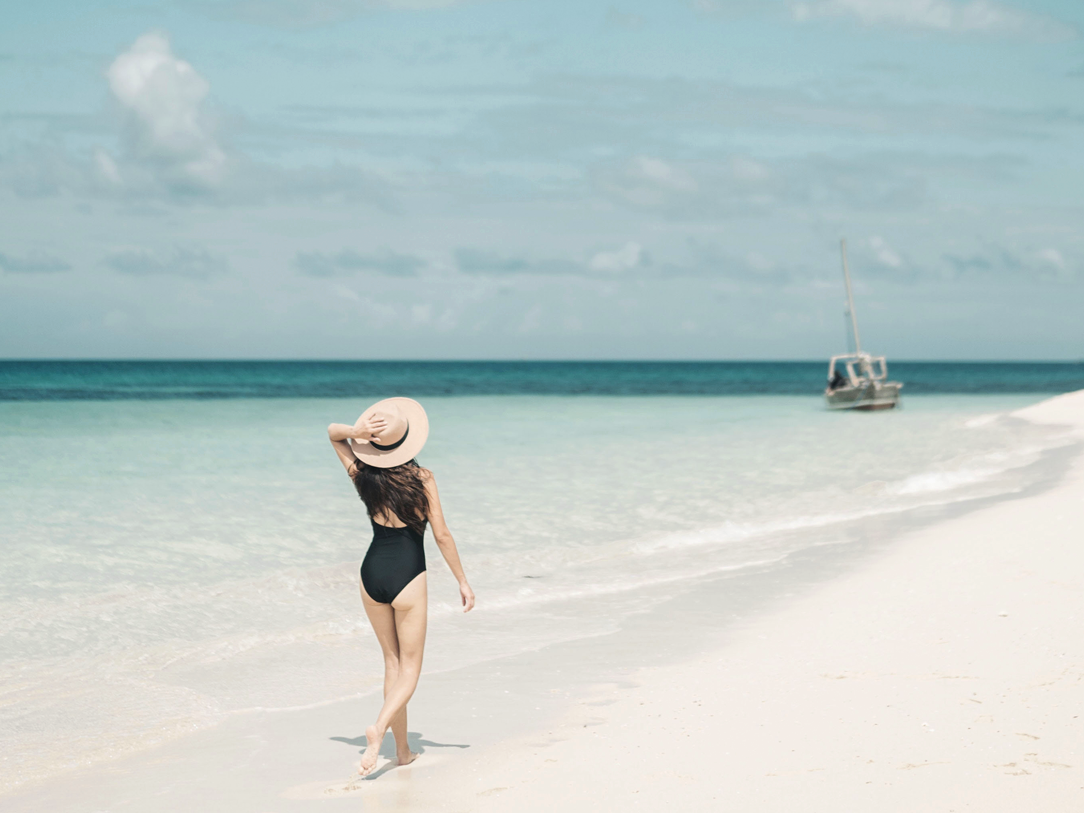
[589,242,646,273]
[0,250,71,274]
[331,284,362,302]
[792,0,1077,39]
[104,245,229,279]
[293,249,424,277]
[746,251,774,271]
[0,32,394,205]
[943,243,1077,283]
[869,235,903,268]
[1036,247,1073,280]
[107,32,226,188]
[691,0,765,14]
[94,149,123,186]
[606,8,645,28]
[730,156,769,182]
[594,156,700,210]
[218,0,478,26]
[1037,247,1065,270]
[329,294,397,325]
[630,156,698,192]
[454,248,578,276]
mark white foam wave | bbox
[886,467,997,495]
[635,448,1046,556]
[457,554,789,615]
[634,511,874,554]
[964,413,1003,429]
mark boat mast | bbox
[840,238,862,354]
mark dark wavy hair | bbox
[352,459,429,535]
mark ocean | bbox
[0,361,1080,795]
[2,360,1083,400]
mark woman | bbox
[327,397,475,777]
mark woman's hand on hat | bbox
[353,415,388,441]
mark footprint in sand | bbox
[280,754,438,799]
[280,779,371,800]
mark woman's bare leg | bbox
[373,615,411,762]
[389,706,411,764]
[355,572,422,776]
[360,582,417,771]
[358,573,427,776]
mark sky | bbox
[1,0,1082,360]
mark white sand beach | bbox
[401,389,1084,812]
[3,390,1083,812]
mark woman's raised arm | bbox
[327,415,388,474]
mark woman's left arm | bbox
[423,471,475,613]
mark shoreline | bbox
[3,391,1081,810]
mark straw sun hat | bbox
[348,397,429,468]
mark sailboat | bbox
[824,239,902,411]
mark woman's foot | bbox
[396,750,419,767]
[357,725,382,776]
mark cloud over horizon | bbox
[104,246,230,279]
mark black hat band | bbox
[369,423,409,452]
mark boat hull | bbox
[825,382,902,411]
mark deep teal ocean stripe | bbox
[0,361,1082,401]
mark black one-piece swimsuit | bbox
[361,519,427,604]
